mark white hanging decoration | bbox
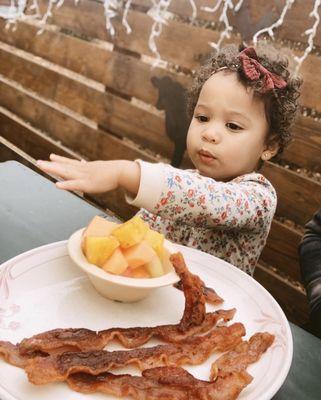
[147,0,172,68]
[252,0,295,44]
[188,0,197,22]
[122,0,133,34]
[103,0,123,37]
[294,0,321,74]
[203,0,244,52]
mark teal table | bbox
[1,161,321,399]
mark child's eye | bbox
[226,122,243,131]
[195,115,208,122]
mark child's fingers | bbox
[37,160,81,180]
[56,179,84,191]
[49,153,82,165]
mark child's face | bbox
[186,70,270,181]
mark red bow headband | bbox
[239,47,287,93]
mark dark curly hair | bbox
[186,42,302,155]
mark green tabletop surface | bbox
[1,161,321,400]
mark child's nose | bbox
[201,125,221,144]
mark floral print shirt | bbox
[126,160,277,275]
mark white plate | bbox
[0,240,292,400]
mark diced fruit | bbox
[84,236,120,267]
[84,216,119,237]
[102,248,128,275]
[82,216,119,252]
[122,241,156,269]
[122,266,150,279]
[112,216,149,248]
[161,247,174,274]
[145,255,164,278]
[144,229,165,258]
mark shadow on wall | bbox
[151,76,190,167]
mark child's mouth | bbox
[198,150,216,165]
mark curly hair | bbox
[186,42,302,155]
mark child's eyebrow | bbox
[227,110,251,123]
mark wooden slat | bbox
[254,262,308,327]
[262,162,321,227]
[260,219,302,283]
[285,122,321,173]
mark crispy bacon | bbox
[0,341,29,368]
[170,253,206,330]
[210,332,275,380]
[25,322,245,385]
[19,309,235,356]
[67,367,252,400]
[174,281,223,305]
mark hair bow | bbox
[239,47,287,93]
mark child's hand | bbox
[36,154,140,195]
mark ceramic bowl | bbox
[67,228,180,302]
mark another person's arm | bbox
[299,207,321,338]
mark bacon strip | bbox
[170,253,206,331]
[210,332,275,380]
[19,309,235,356]
[25,322,245,385]
[0,341,31,368]
[67,367,252,400]
[174,281,223,305]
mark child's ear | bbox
[261,136,280,161]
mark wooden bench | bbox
[1,0,321,328]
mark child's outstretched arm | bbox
[36,154,140,196]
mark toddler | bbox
[37,43,301,275]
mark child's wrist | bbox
[118,160,140,196]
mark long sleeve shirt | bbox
[299,207,321,338]
[126,160,277,275]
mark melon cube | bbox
[102,248,128,275]
[161,247,174,274]
[112,215,149,248]
[122,266,150,279]
[144,229,165,258]
[84,236,120,267]
[84,216,119,237]
[82,216,119,252]
[122,240,156,269]
[145,255,164,278]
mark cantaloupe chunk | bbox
[84,236,120,267]
[161,247,174,274]
[82,216,119,252]
[144,229,165,258]
[102,248,128,275]
[145,255,164,278]
[122,241,156,269]
[122,266,150,279]
[112,215,149,248]
[84,216,119,237]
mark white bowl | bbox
[67,228,180,302]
